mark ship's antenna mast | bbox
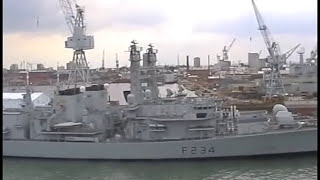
[58,0,94,87]
[24,66,33,109]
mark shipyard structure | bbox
[3,41,317,160]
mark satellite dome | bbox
[104,83,109,90]
[145,89,152,99]
[276,111,295,125]
[127,94,136,105]
[273,104,288,115]
[311,60,316,64]
[79,86,86,93]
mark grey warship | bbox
[3,42,317,160]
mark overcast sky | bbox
[3,0,317,69]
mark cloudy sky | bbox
[3,0,317,69]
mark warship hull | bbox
[3,128,317,160]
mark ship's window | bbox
[196,113,207,118]
[198,107,203,110]
[203,107,208,109]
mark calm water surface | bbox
[3,153,317,180]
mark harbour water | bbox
[2,83,317,179]
[3,153,317,180]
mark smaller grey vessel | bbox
[3,41,317,160]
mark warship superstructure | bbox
[3,41,317,159]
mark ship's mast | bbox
[128,40,144,104]
[22,70,33,140]
[144,43,159,99]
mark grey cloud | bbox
[193,13,317,36]
[4,0,168,35]
[112,10,167,27]
[3,0,67,35]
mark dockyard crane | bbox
[284,44,301,61]
[221,38,236,61]
[251,0,300,99]
[58,0,94,86]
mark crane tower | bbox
[217,38,236,61]
[222,38,236,61]
[59,0,94,86]
[252,0,300,98]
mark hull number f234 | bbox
[181,146,214,155]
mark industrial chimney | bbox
[186,55,189,71]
